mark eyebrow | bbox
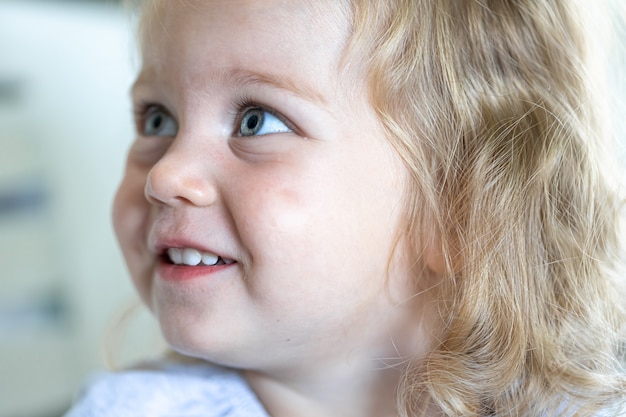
[131,66,328,107]
[227,68,328,106]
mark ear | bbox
[422,230,459,276]
[423,234,447,275]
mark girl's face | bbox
[114,0,431,371]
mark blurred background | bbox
[0,1,163,416]
[0,1,624,417]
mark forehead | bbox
[144,0,348,20]
[139,0,352,80]
[139,0,351,51]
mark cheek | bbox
[225,175,329,296]
[232,168,389,280]
[111,183,131,245]
[238,172,324,235]
[112,177,145,250]
[112,173,154,302]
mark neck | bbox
[244,354,409,417]
[242,278,441,417]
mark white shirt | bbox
[64,361,269,417]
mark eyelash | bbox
[133,101,165,134]
[133,99,295,136]
[231,98,295,136]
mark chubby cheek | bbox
[112,174,154,306]
[232,168,376,298]
[231,176,320,266]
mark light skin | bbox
[113,1,440,416]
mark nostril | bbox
[144,165,188,206]
[144,154,219,208]
[144,181,165,206]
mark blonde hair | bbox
[346,0,626,415]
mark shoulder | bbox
[64,361,269,417]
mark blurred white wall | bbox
[0,1,162,416]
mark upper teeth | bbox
[167,248,232,266]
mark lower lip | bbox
[157,260,236,282]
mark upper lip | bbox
[149,231,234,262]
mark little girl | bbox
[66,0,626,416]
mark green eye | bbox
[239,108,291,137]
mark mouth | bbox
[163,248,236,267]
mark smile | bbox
[166,248,235,266]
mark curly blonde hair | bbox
[346,0,626,415]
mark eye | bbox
[142,106,178,137]
[239,108,292,137]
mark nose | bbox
[145,144,219,208]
